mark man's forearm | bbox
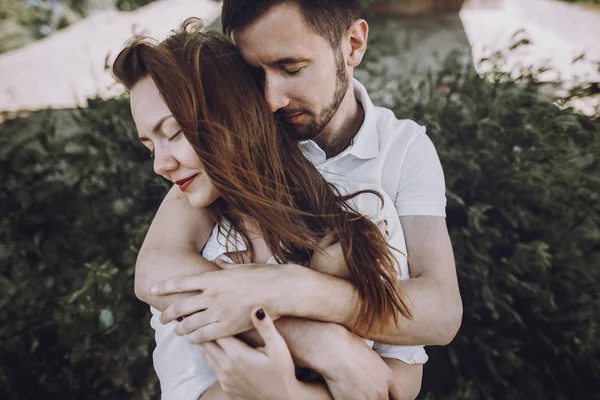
[199,377,333,399]
[383,358,423,400]
[135,185,216,310]
[275,265,461,346]
[137,249,219,311]
[237,317,349,372]
[275,317,348,372]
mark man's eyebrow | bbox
[272,57,311,66]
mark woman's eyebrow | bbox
[138,115,175,141]
[152,115,175,134]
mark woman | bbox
[113,18,426,399]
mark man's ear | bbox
[345,19,369,68]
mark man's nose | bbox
[153,145,178,178]
[264,76,290,113]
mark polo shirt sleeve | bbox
[395,130,446,217]
[150,306,217,400]
[372,342,429,364]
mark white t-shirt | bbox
[152,180,428,400]
[150,79,446,399]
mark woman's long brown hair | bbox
[113,18,412,332]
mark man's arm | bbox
[136,185,219,310]
[199,319,417,400]
[155,216,461,345]
[200,362,422,400]
[271,216,462,346]
[199,373,334,400]
[384,358,423,400]
[153,304,410,400]
[269,319,423,400]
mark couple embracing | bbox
[113,1,462,399]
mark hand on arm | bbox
[270,217,461,345]
[154,267,422,399]
[226,317,421,400]
[196,308,334,400]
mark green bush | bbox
[0,99,168,399]
[560,0,600,5]
[1,55,599,398]
[362,55,600,399]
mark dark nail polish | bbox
[256,308,265,320]
[384,219,388,226]
[385,230,389,237]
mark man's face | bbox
[233,2,350,141]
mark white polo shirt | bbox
[301,79,446,218]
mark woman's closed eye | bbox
[168,130,183,141]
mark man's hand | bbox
[154,265,290,343]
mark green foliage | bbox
[0,98,168,398]
[560,0,600,5]
[115,0,157,12]
[362,53,600,399]
[1,53,599,398]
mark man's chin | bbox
[291,130,317,141]
[286,123,320,141]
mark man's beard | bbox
[280,49,349,141]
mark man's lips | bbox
[175,174,199,192]
[282,112,305,123]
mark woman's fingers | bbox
[376,219,389,240]
[250,307,287,355]
[197,341,225,372]
[317,230,337,249]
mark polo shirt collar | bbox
[348,79,379,160]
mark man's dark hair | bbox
[222,0,361,48]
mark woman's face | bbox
[130,76,221,209]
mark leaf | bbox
[99,309,114,329]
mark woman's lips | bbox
[176,174,198,192]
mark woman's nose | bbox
[153,145,179,177]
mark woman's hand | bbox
[310,220,388,279]
[196,307,302,400]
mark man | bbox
[138,0,462,398]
